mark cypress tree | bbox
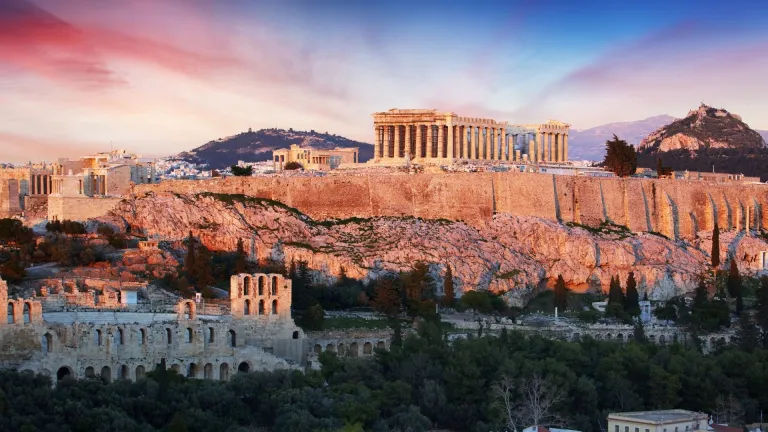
[608,276,625,306]
[693,279,708,308]
[625,272,639,315]
[443,265,455,307]
[554,274,568,312]
[234,238,247,274]
[184,231,196,283]
[727,259,742,306]
[711,222,720,269]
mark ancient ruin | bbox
[370,108,570,164]
[272,144,360,171]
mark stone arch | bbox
[326,343,335,353]
[313,344,322,354]
[659,334,666,345]
[271,276,278,295]
[604,333,612,341]
[292,330,299,339]
[244,276,252,296]
[139,328,147,345]
[616,333,624,342]
[180,300,196,320]
[349,342,359,357]
[338,343,345,356]
[377,341,385,350]
[649,334,656,344]
[95,329,103,346]
[593,334,602,341]
[166,328,173,344]
[271,299,277,315]
[258,300,265,315]
[363,342,372,355]
[229,329,236,347]
[238,361,250,373]
[22,302,31,323]
[135,365,146,380]
[43,332,53,353]
[204,363,213,379]
[207,327,214,343]
[6,302,13,324]
[187,363,198,378]
[186,327,193,343]
[39,368,51,378]
[244,299,251,315]
[258,276,265,295]
[118,364,128,380]
[101,366,112,382]
[56,366,73,381]
[219,363,229,381]
[84,366,95,378]
[572,333,581,341]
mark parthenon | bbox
[371,109,570,164]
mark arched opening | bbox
[604,334,612,341]
[135,365,146,380]
[139,329,146,345]
[171,364,181,373]
[166,328,173,344]
[229,329,236,347]
[208,327,214,343]
[43,333,53,353]
[338,343,345,356]
[363,342,372,355]
[292,330,299,340]
[349,342,359,357]
[572,333,581,341]
[616,333,624,342]
[313,344,322,354]
[258,276,264,295]
[187,363,198,378]
[271,299,277,315]
[118,365,128,380]
[204,363,213,379]
[271,276,278,295]
[117,328,124,345]
[184,302,192,319]
[7,302,14,324]
[56,366,72,381]
[258,300,265,315]
[244,276,251,296]
[219,363,229,381]
[326,343,335,353]
[95,329,103,346]
[377,341,385,350]
[22,302,30,323]
[244,299,251,315]
[649,335,656,344]
[238,362,250,373]
[659,335,667,345]
[84,366,95,378]
[101,366,111,382]
[186,327,193,343]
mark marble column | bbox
[544,133,550,162]
[537,132,545,163]
[404,124,412,158]
[527,135,534,162]
[394,125,402,158]
[415,125,423,158]
[498,129,505,160]
[374,126,381,160]
[557,133,564,162]
[468,127,475,159]
[447,124,454,160]
[437,125,445,158]
[482,127,488,160]
[564,134,569,162]
[427,125,434,158]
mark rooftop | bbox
[609,410,707,424]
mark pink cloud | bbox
[0,132,101,164]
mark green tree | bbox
[300,304,325,331]
[284,161,303,170]
[693,279,709,308]
[711,222,720,269]
[625,272,639,315]
[442,265,455,308]
[602,135,637,177]
[656,158,673,178]
[633,319,647,343]
[184,231,196,283]
[235,238,248,274]
[732,313,759,353]
[727,259,743,315]
[461,290,493,315]
[194,247,215,293]
[230,165,253,176]
[607,276,625,306]
[553,274,568,312]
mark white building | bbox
[608,410,709,432]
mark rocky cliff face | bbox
[639,104,766,153]
[99,192,768,305]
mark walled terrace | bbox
[134,171,768,240]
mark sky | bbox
[1,0,768,163]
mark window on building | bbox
[635,428,639,432]
[615,426,619,432]
[625,427,629,432]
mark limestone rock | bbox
[98,192,768,306]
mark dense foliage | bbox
[2,324,768,432]
[602,135,637,177]
[230,165,253,176]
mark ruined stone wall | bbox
[48,195,123,221]
[0,179,22,218]
[24,195,48,220]
[135,174,768,239]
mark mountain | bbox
[177,128,374,169]
[568,115,677,161]
[638,104,766,152]
[636,105,768,181]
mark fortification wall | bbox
[48,196,123,222]
[134,174,768,240]
[0,179,22,218]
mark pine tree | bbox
[711,222,720,270]
[235,238,247,274]
[184,231,196,283]
[194,247,214,293]
[633,319,647,343]
[625,272,639,315]
[442,265,455,307]
[693,279,709,308]
[727,259,743,314]
[553,274,568,312]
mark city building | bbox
[370,108,570,165]
[608,410,709,432]
[272,144,360,171]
